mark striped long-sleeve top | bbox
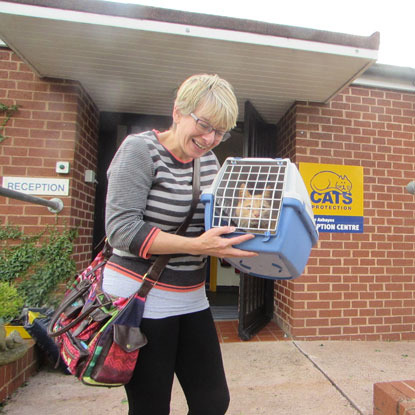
[103,131,219,314]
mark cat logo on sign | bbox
[299,163,364,233]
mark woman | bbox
[103,73,257,415]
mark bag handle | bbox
[47,262,110,337]
[137,158,200,298]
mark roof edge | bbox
[353,63,415,92]
[3,0,380,50]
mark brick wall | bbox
[273,102,298,335]
[275,102,297,161]
[274,85,415,340]
[68,80,100,268]
[0,48,99,271]
[0,340,40,403]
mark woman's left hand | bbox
[190,226,258,258]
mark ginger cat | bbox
[235,183,273,229]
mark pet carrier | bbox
[201,157,318,280]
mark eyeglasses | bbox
[190,113,231,142]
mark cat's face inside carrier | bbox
[235,183,273,230]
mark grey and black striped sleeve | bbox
[105,134,160,258]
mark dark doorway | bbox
[207,285,239,321]
[206,123,244,321]
[238,100,277,340]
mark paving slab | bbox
[219,342,359,415]
[295,340,415,415]
[2,340,415,415]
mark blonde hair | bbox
[174,74,238,131]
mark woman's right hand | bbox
[191,226,258,258]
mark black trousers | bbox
[125,308,230,415]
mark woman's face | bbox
[173,107,226,160]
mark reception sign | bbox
[2,177,69,196]
[299,163,364,233]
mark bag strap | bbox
[137,157,200,298]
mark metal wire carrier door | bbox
[212,158,287,235]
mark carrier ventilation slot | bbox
[212,159,287,233]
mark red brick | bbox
[16,81,49,92]
[8,70,35,81]
[29,129,61,139]
[0,61,18,70]
[32,110,62,121]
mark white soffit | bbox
[0,1,378,123]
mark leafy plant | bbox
[0,282,24,324]
[0,225,78,308]
[0,102,20,143]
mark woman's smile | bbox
[191,135,213,152]
[192,138,208,150]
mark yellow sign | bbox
[299,162,364,233]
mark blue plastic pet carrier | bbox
[201,157,319,280]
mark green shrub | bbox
[0,281,24,324]
[0,102,20,143]
[0,225,78,308]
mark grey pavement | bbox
[3,340,415,415]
